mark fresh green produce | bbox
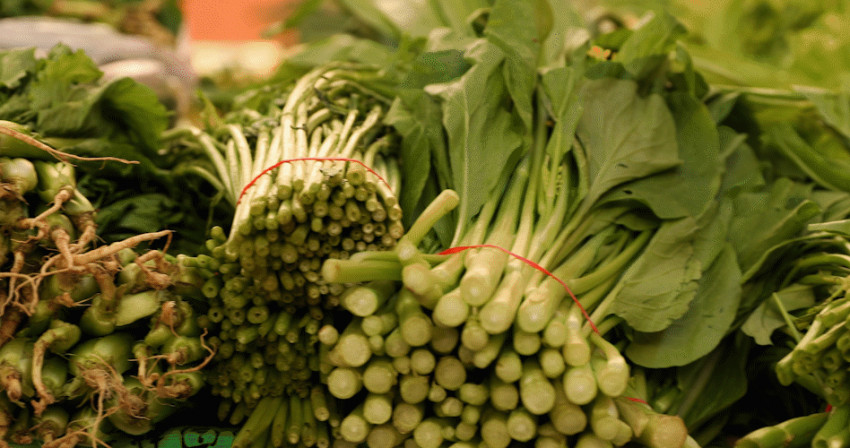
[0,46,216,447]
[169,58,410,446]
[5,1,850,447]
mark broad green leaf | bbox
[600,92,722,219]
[705,91,741,124]
[614,11,685,80]
[610,216,702,333]
[431,0,490,36]
[728,178,821,278]
[425,40,525,237]
[96,78,170,153]
[36,77,168,154]
[540,0,584,67]
[385,95,437,229]
[741,284,816,345]
[281,34,397,72]
[540,67,582,161]
[626,244,741,368]
[540,66,583,211]
[811,190,850,222]
[575,78,680,209]
[0,48,36,89]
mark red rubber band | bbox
[237,157,393,205]
[826,404,833,413]
[438,244,599,334]
[625,397,649,405]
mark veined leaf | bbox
[0,47,36,89]
[610,216,702,333]
[600,92,722,219]
[626,244,741,367]
[575,78,680,209]
[614,11,685,80]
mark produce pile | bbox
[4,1,850,447]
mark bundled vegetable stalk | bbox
[312,26,708,445]
[176,62,406,442]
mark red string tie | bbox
[438,244,599,334]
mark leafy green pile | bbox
[0,44,216,253]
[259,1,850,447]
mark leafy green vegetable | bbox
[575,78,680,212]
[614,11,685,81]
[626,245,741,368]
[727,178,821,279]
[608,216,701,333]
[600,92,722,219]
[741,284,816,345]
[425,40,526,242]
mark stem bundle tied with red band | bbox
[185,62,409,429]
[438,244,599,334]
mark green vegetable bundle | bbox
[0,45,217,447]
[172,62,407,442]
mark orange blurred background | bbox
[182,0,298,43]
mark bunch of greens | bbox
[250,1,850,447]
[167,57,416,447]
[0,154,214,447]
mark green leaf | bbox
[484,0,541,133]
[336,0,404,40]
[727,178,821,278]
[674,334,751,430]
[278,34,398,73]
[741,284,816,345]
[95,77,169,153]
[0,47,36,90]
[425,39,526,237]
[600,92,722,219]
[794,84,850,139]
[430,0,490,36]
[613,11,685,80]
[94,194,184,237]
[388,49,470,228]
[626,244,741,368]
[718,127,764,197]
[385,95,436,229]
[765,122,850,192]
[540,66,582,162]
[575,78,681,209]
[610,216,702,333]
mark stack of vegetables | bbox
[7,1,850,447]
[0,45,216,447]
[168,61,408,445]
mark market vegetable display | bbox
[5,0,850,447]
